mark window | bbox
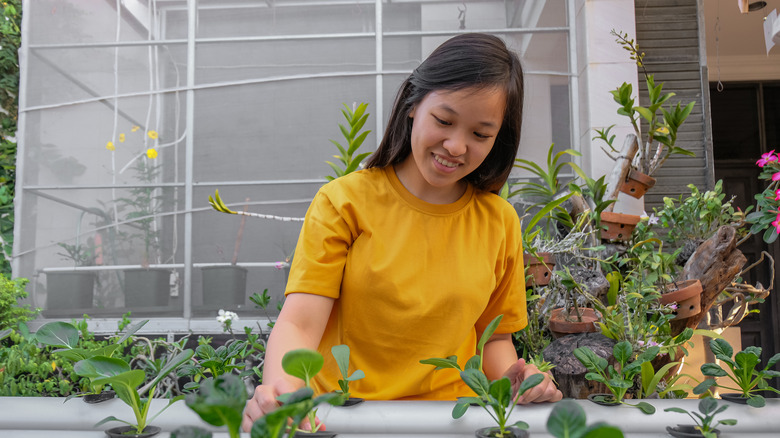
[17,0,574,331]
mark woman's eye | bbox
[474,132,490,139]
[433,115,451,126]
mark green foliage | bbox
[664,398,737,437]
[325,102,372,181]
[574,340,658,414]
[178,337,258,392]
[253,348,344,437]
[0,275,36,330]
[693,338,780,407]
[57,240,97,267]
[421,315,544,436]
[184,374,247,438]
[546,399,624,438]
[656,181,744,245]
[331,344,365,399]
[77,349,194,434]
[115,158,163,265]
[597,30,696,177]
[0,1,21,276]
[745,152,780,244]
[0,323,87,397]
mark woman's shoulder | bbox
[472,189,520,218]
[317,167,390,206]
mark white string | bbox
[111,0,121,228]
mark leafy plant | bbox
[546,399,624,438]
[36,319,147,365]
[596,30,696,177]
[746,150,780,243]
[57,240,97,267]
[568,174,615,240]
[664,398,737,438]
[0,275,37,330]
[251,348,344,438]
[325,102,372,181]
[182,374,247,438]
[693,337,780,407]
[178,339,251,392]
[76,348,194,434]
[331,344,364,400]
[421,315,545,437]
[115,158,163,266]
[573,340,658,414]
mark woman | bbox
[242,33,562,432]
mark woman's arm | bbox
[482,332,562,404]
[242,292,335,432]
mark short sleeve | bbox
[474,207,527,335]
[285,189,354,299]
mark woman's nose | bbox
[442,131,467,156]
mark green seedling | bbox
[331,344,364,400]
[36,319,148,363]
[181,374,247,438]
[664,398,737,438]
[546,399,624,438]
[251,348,344,438]
[693,337,780,407]
[573,341,658,414]
[421,315,546,437]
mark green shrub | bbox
[0,275,37,330]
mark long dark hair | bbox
[365,33,524,193]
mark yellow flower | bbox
[146,148,158,159]
[106,141,115,151]
[119,133,126,143]
[51,361,56,371]
[147,130,159,139]
[131,126,140,132]
[655,126,670,135]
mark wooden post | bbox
[603,134,639,212]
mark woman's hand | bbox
[503,358,563,404]
[242,381,295,432]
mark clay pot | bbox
[620,169,656,199]
[523,252,555,286]
[599,212,641,241]
[105,426,161,438]
[666,425,720,438]
[340,397,365,407]
[659,279,702,320]
[548,307,599,338]
[475,426,529,438]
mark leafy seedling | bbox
[665,398,737,438]
[183,374,247,438]
[693,337,780,407]
[574,340,658,414]
[331,344,365,401]
[546,399,624,438]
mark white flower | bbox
[216,309,239,324]
[648,214,659,225]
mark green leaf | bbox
[546,400,586,438]
[452,401,470,419]
[35,322,79,348]
[574,347,607,372]
[282,349,324,384]
[701,363,728,377]
[460,369,490,398]
[464,355,481,371]
[582,424,624,438]
[747,395,766,408]
[420,356,461,371]
[710,338,733,359]
[612,341,632,365]
[518,373,545,395]
[477,315,503,353]
[630,401,656,415]
[185,375,246,435]
[116,320,149,344]
[331,345,351,380]
[489,377,512,408]
[693,378,717,394]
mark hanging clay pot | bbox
[600,211,641,242]
[620,169,657,199]
[659,279,702,320]
[523,252,555,287]
[548,307,599,338]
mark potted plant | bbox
[201,196,251,308]
[324,102,372,182]
[116,157,171,308]
[421,315,545,438]
[46,240,97,310]
[548,268,600,338]
[331,344,365,406]
[573,340,657,414]
[594,30,695,198]
[664,398,737,438]
[251,348,344,438]
[693,338,780,407]
[546,399,624,438]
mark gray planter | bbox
[46,272,95,309]
[123,268,170,307]
[201,265,248,306]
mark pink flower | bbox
[772,214,780,233]
[775,189,780,201]
[757,150,778,167]
[773,172,780,182]
[667,303,678,310]
[274,261,287,270]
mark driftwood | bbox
[603,134,639,212]
[673,226,747,336]
[542,333,615,399]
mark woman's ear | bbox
[408,106,416,119]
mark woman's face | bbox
[395,86,506,204]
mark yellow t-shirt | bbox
[285,166,527,400]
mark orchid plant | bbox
[745,149,780,243]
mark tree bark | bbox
[542,333,616,399]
